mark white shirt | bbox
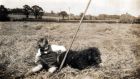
[35,45,66,63]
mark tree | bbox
[79,13,84,18]
[23,5,31,19]
[97,14,108,20]
[10,8,24,14]
[51,10,54,14]
[59,11,68,20]
[120,13,135,23]
[79,13,86,20]
[0,5,9,21]
[32,5,44,19]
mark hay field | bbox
[0,22,140,79]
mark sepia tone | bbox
[0,0,140,79]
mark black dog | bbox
[59,47,102,70]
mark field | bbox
[0,22,140,79]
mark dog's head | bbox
[87,47,102,66]
[37,37,49,51]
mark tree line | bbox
[0,4,139,23]
[0,5,44,21]
[0,5,68,21]
[0,5,69,21]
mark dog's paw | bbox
[48,66,57,73]
[99,63,104,67]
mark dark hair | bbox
[37,37,48,48]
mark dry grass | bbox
[0,22,140,79]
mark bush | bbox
[119,13,135,23]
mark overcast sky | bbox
[1,0,140,16]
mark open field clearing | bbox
[0,22,140,79]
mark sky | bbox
[1,0,140,16]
